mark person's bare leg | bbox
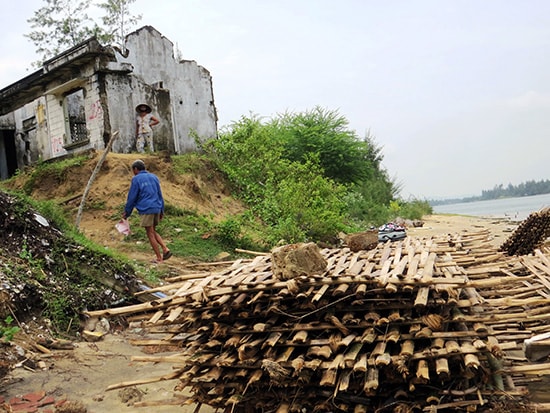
[154,231,169,254]
[146,226,163,261]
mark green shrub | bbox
[205,109,399,244]
[0,316,20,342]
[398,199,433,220]
[216,217,242,247]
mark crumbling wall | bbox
[121,26,218,153]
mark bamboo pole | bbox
[75,130,119,229]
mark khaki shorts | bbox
[140,213,160,227]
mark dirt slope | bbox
[4,151,245,261]
[0,151,244,412]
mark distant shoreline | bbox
[432,193,550,222]
[407,214,517,247]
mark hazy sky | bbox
[2,1,549,199]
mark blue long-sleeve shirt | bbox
[124,170,164,217]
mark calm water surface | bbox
[432,193,550,221]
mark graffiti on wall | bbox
[51,135,65,156]
[88,100,103,121]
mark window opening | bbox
[64,89,87,145]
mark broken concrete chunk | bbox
[345,231,378,252]
[271,242,327,280]
[82,330,105,342]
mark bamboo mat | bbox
[86,229,550,412]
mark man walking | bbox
[123,159,172,263]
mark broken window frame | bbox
[63,88,89,149]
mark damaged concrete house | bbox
[0,25,218,180]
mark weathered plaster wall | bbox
[85,74,107,149]
[44,94,65,159]
[12,99,48,165]
[120,26,218,153]
[0,113,14,129]
[33,68,106,160]
[105,74,173,154]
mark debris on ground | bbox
[0,189,141,387]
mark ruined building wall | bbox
[105,74,174,154]
[119,26,218,153]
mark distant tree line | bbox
[430,179,550,206]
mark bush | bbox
[205,110,399,244]
[0,316,20,342]
[397,199,433,220]
[261,158,349,243]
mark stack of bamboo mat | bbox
[87,227,550,412]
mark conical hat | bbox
[135,103,152,113]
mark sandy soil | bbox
[0,214,521,412]
[406,213,519,248]
[2,330,214,413]
[1,152,246,264]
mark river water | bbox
[432,193,550,221]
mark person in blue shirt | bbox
[122,159,172,263]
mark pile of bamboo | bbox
[86,229,550,412]
[499,207,550,256]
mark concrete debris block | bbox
[345,231,378,252]
[215,251,231,261]
[55,400,87,412]
[271,242,327,280]
[82,330,105,342]
[83,316,110,334]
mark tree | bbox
[26,0,141,66]
[97,0,142,52]
[26,0,104,65]
[205,109,401,242]
[274,106,383,185]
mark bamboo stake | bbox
[353,353,368,372]
[415,359,429,383]
[106,368,184,390]
[506,362,550,374]
[235,248,269,256]
[364,367,379,393]
[435,358,449,379]
[75,131,119,229]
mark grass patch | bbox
[171,153,214,175]
[17,156,87,195]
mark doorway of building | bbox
[0,130,18,180]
